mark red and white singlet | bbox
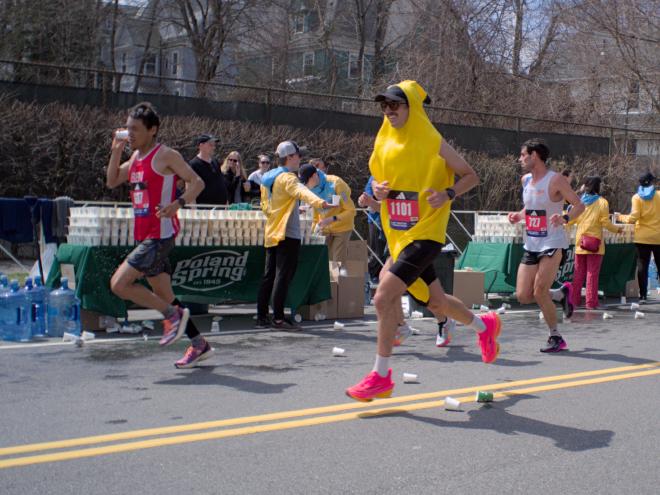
[128,144,180,242]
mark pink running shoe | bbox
[159,307,190,346]
[175,341,214,368]
[477,312,501,363]
[345,369,394,402]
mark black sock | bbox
[171,298,200,339]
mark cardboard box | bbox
[346,240,368,273]
[625,277,639,298]
[337,259,365,318]
[453,270,485,307]
[81,309,105,331]
[299,280,338,321]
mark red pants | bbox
[572,253,603,309]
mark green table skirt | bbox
[47,244,331,317]
[457,242,636,295]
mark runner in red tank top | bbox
[107,102,211,369]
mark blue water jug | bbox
[47,277,81,337]
[649,256,658,291]
[0,276,10,340]
[0,279,31,342]
[26,276,48,338]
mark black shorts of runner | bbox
[389,240,444,287]
[521,248,566,266]
[126,236,175,278]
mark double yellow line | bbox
[1,362,659,469]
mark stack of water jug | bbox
[0,275,81,342]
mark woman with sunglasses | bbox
[221,151,250,204]
[245,154,272,202]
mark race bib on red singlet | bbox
[131,182,150,217]
[386,190,419,230]
[525,209,547,237]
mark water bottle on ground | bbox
[47,277,81,337]
[30,276,48,337]
[0,279,31,342]
[649,256,658,291]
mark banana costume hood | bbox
[369,80,454,303]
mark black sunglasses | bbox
[260,160,271,164]
[379,100,405,112]
[228,158,239,163]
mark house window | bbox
[121,53,127,73]
[171,52,179,76]
[348,52,361,79]
[627,80,640,111]
[303,52,315,76]
[143,54,156,75]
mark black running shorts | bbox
[389,240,444,287]
[521,248,566,266]
[126,236,175,277]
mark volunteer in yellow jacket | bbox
[298,164,356,262]
[568,176,621,309]
[346,81,502,402]
[256,141,330,331]
[615,172,660,302]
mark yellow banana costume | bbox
[369,80,454,303]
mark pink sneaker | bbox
[477,312,501,363]
[346,369,394,402]
[175,341,214,369]
[159,307,190,346]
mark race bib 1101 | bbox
[386,190,419,230]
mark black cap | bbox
[374,85,432,105]
[196,134,218,146]
[639,172,656,187]
[299,163,318,185]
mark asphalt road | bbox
[1,297,659,494]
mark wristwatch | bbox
[445,188,456,200]
[333,215,338,222]
[177,197,186,207]
[562,214,570,223]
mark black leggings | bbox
[635,243,660,299]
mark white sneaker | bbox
[394,323,413,346]
[436,318,456,347]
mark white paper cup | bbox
[410,327,421,335]
[620,296,626,304]
[602,312,613,319]
[211,321,220,333]
[410,311,423,319]
[634,311,645,319]
[496,306,506,314]
[333,321,345,330]
[81,331,95,341]
[115,129,128,140]
[444,396,461,411]
[332,347,345,356]
[630,303,640,310]
[403,372,418,383]
[480,304,489,312]
[331,194,340,206]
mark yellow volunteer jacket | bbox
[260,172,325,248]
[369,80,454,303]
[312,175,356,234]
[618,192,660,245]
[568,197,619,255]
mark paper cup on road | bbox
[332,346,345,356]
[476,390,494,402]
[411,311,423,319]
[634,311,645,319]
[602,312,614,320]
[410,327,421,335]
[620,296,626,304]
[630,303,640,310]
[479,305,489,312]
[81,331,95,341]
[503,303,512,309]
[444,396,461,411]
[333,321,345,330]
[403,372,418,383]
[496,306,506,314]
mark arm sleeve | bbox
[335,180,356,224]
[618,196,640,224]
[282,174,325,209]
[600,200,619,233]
